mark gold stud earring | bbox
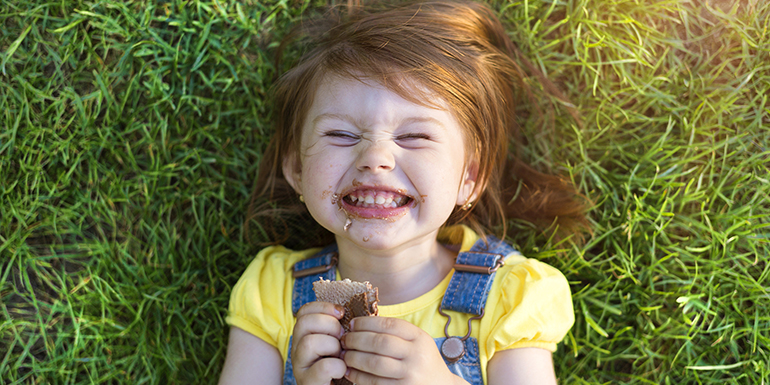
[461,201,473,211]
[299,195,305,203]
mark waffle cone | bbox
[313,278,379,330]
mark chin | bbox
[335,225,433,253]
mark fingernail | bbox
[340,334,347,349]
[334,304,344,317]
[348,318,355,330]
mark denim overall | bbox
[284,236,517,385]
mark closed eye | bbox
[395,133,432,148]
[396,133,431,140]
[323,130,360,145]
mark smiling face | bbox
[283,75,478,252]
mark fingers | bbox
[296,301,345,320]
[339,317,419,380]
[303,357,347,384]
[342,349,405,379]
[346,367,399,385]
[294,302,345,341]
[341,330,409,359]
[340,317,444,385]
[294,333,344,365]
[291,301,348,384]
[348,316,422,342]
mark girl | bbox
[220,1,589,384]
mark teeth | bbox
[345,191,408,208]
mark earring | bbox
[461,201,473,211]
[299,195,305,203]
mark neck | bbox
[335,232,457,306]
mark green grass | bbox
[1,0,768,383]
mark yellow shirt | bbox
[227,225,574,384]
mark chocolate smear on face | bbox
[334,192,357,232]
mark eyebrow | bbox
[400,116,446,129]
[312,113,446,129]
[313,113,354,126]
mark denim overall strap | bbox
[440,235,517,315]
[285,245,339,385]
[434,235,519,385]
[291,244,338,315]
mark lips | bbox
[339,187,414,219]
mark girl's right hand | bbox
[291,302,347,385]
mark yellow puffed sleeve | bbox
[483,258,574,356]
[226,246,319,359]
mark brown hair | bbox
[246,0,590,249]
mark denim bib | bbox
[284,236,516,385]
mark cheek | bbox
[301,157,342,194]
[299,160,343,225]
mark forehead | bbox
[305,74,456,128]
[317,73,442,104]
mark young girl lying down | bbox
[220,1,589,384]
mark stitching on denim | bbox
[292,251,337,314]
[471,271,484,314]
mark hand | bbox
[340,317,467,385]
[291,302,347,385]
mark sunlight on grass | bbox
[1,0,768,383]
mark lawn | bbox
[1,0,768,383]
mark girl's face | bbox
[283,75,478,252]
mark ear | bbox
[282,152,303,195]
[457,158,481,206]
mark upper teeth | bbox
[347,191,407,208]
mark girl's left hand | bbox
[340,317,467,385]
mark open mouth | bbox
[341,189,413,209]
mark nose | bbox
[355,140,395,173]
